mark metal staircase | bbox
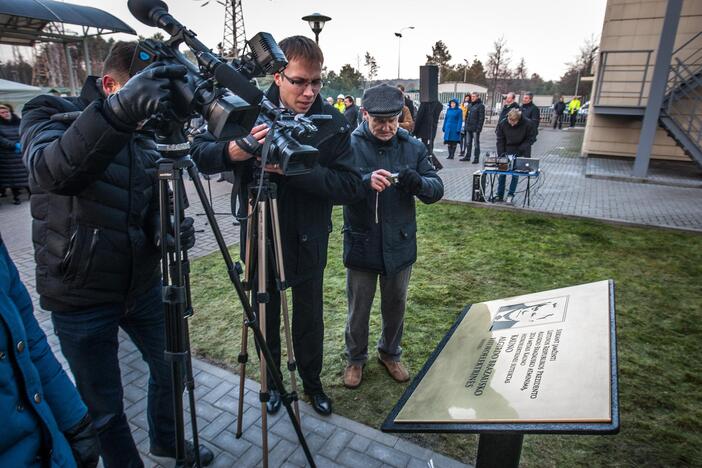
[660,32,702,167]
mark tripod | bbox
[154,125,315,467]
[235,170,302,466]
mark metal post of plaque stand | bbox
[476,434,523,468]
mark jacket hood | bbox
[448,98,460,108]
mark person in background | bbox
[0,231,100,468]
[343,95,360,127]
[334,93,346,113]
[568,95,581,128]
[494,108,538,204]
[552,96,566,129]
[398,101,414,133]
[442,99,462,159]
[460,91,485,163]
[326,96,334,106]
[396,84,416,120]
[458,94,471,158]
[0,103,28,205]
[520,92,540,132]
[498,92,520,124]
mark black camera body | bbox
[126,0,325,175]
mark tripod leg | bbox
[268,197,301,422]
[257,198,269,468]
[236,201,255,438]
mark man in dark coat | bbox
[397,84,416,119]
[552,96,566,129]
[0,103,28,204]
[0,232,100,468]
[191,36,364,417]
[495,108,538,203]
[498,92,520,124]
[20,42,212,467]
[413,100,443,155]
[343,95,360,127]
[341,84,443,389]
[520,92,541,132]
[460,91,485,163]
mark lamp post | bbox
[302,13,331,45]
[394,26,414,79]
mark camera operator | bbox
[494,108,538,204]
[341,84,443,389]
[191,36,363,416]
[0,232,100,468]
[20,42,213,467]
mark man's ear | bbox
[101,74,120,96]
[273,72,282,88]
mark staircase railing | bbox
[666,31,702,94]
[664,60,702,155]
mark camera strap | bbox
[235,134,261,154]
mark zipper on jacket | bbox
[78,228,99,281]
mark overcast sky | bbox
[2,0,607,81]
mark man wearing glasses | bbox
[191,36,363,417]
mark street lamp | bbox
[394,26,414,79]
[302,13,332,45]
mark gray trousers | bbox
[345,266,412,365]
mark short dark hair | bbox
[525,92,534,98]
[278,36,324,66]
[397,84,405,92]
[102,41,138,83]
[345,95,354,102]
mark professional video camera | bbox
[127,0,324,175]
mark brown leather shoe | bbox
[343,364,363,389]
[378,356,410,383]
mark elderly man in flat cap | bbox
[342,84,444,389]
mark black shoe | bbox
[309,392,332,416]
[472,158,479,164]
[447,156,454,160]
[12,198,20,205]
[267,389,282,414]
[151,440,214,467]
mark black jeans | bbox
[553,113,563,129]
[51,285,174,468]
[466,131,481,159]
[259,276,325,395]
[570,113,577,127]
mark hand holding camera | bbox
[370,169,395,193]
[397,168,423,195]
[104,63,187,130]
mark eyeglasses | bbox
[280,71,324,91]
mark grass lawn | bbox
[188,202,702,467]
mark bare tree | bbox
[364,51,378,87]
[486,36,512,109]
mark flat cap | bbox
[362,84,404,118]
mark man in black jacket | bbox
[20,42,212,467]
[520,92,541,132]
[498,92,520,124]
[343,95,360,127]
[460,91,485,163]
[341,84,443,389]
[191,36,363,416]
[552,96,566,129]
[494,108,538,204]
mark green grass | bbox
[189,203,702,467]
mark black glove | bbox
[63,413,100,468]
[397,168,423,195]
[158,216,196,252]
[103,63,187,130]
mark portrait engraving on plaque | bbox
[490,296,568,331]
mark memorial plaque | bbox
[383,280,619,433]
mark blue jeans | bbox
[51,285,174,468]
[496,174,519,199]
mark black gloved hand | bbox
[397,168,423,195]
[104,63,187,130]
[158,216,196,252]
[63,413,100,468]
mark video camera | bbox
[127,0,325,175]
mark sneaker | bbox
[343,363,363,389]
[378,356,410,383]
[506,195,514,205]
[491,196,504,203]
[150,440,214,467]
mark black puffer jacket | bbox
[191,84,364,287]
[0,111,28,188]
[465,98,485,133]
[20,78,161,312]
[520,102,541,129]
[343,123,443,275]
[496,116,538,158]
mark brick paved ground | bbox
[3,126,700,467]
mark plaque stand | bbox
[476,434,523,468]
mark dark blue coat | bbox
[343,123,444,275]
[442,99,462,143]
[0,234,86,467]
